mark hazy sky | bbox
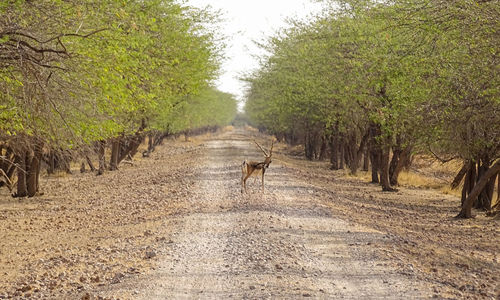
[187,0,323,107]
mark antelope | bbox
[241,140,274,193]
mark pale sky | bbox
[187,0,324,108]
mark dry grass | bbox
[222,125,235,132]
[351,167,462,197]
[349,155,500,205]
[398,171,460,195]
[244,125,259,133]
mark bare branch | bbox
[428,146,459,163]
[1,28,108,44]
[40,28,108,44]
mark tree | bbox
[1,0,235,195]
[244,0,499,207]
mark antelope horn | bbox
[253,140,268,156]
[269,140,274,156]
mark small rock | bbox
[111,273,124,284]
[303,293,312,297]
[81,292,90,300]
[18,285,31,293]
[145,250,157,259]
[249,286,256,290]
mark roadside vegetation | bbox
[244,0,499,218]
[0,0,237,196]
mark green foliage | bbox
[167,87,237,133]
[245,0,499,162]
[0,0,235,152]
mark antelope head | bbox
[254,139,274,168]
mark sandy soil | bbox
[0,128,498,299]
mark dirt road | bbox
[97,129,429,299]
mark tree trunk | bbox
[346,135,355,173]
[389,144,412,186]
[129,135,143,158]
[475,159,494,210]
[85,156,96,172]
[330,135,339,170]
[461,161,474,205]
[404,154,414,171]
[46,150,55,174]
[369,151,380,183]
[344,141,352,168]
[0,145,3,169]
[485,173,496,208]
[348,147,358,175]
[109,139,120,171]
[117,134,143,164]
[305,132,314,161]
[143,133,156,157]
[0,147,15,188]
[389,148,401,185]
[349,130,369,175]
[97,140,106,175]
[339,141,345,169]
[0,146,9,172]
[380,144,397,192]
[496,176,500,210]
[15,152,28,197]
[457,161,500,218]
[59,150,72,174]
[148,133,154,152]
[4,159,16,188]
[474,161,486,209]
[368,122,382,184]
[27,146,42,197]
[362,148,369,171]
[451,162,469,190]
[318,135,327,161]
[467,162,477,197]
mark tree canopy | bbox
[244,0,499,215]
[1,0,237,195]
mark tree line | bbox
[0,1,237,196]
[244,0,499,218]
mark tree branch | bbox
[428,146,459,163]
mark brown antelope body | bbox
[241,140,274,193]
